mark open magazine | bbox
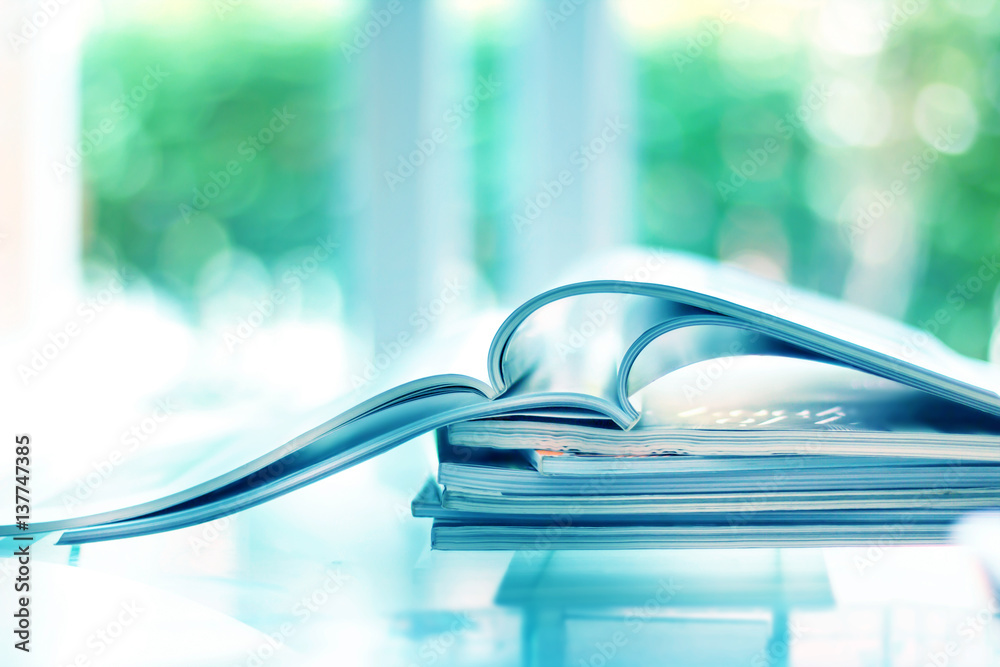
[4,249,1000,547]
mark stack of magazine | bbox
[5,250,1000,549]
[415,354,1000,549]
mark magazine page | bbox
[487,249,1000,416]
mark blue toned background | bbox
[3,0,1000,665]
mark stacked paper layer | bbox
[413,426,1000,550]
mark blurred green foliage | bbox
[81,6,352,307]
[81,2,1000,359]
[634,7,1000,359]
[470,40,508,290]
